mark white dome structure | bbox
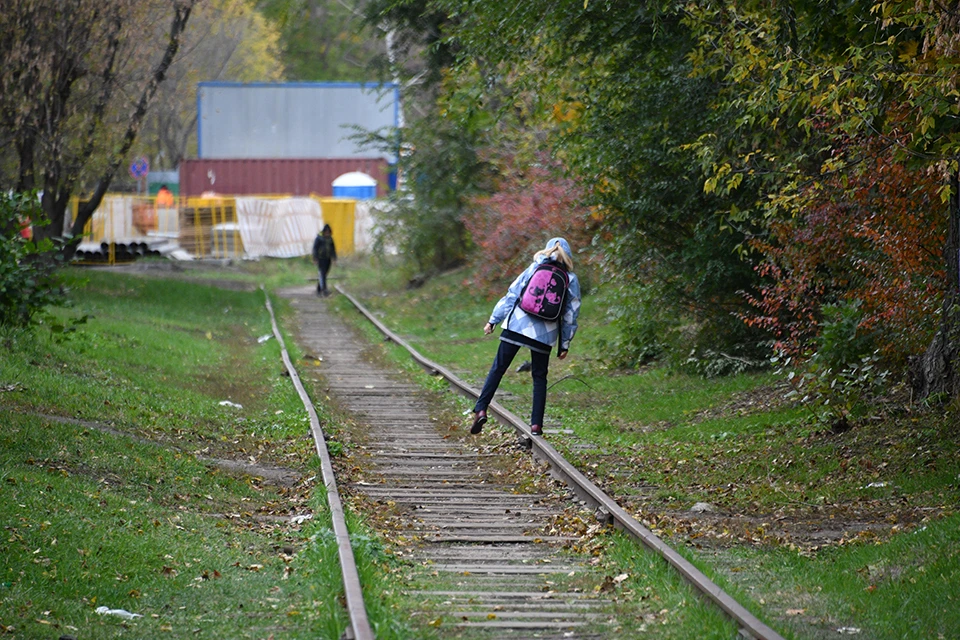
[332,172,377,200]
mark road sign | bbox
[129,156,149,179]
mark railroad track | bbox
[267,285,785,640]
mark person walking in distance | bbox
[470,237,581,437]
[312,224,337,296]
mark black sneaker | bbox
[470,411,487,434]
[530,424,542,436]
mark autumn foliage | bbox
[464,157,596,297]
[744,136,947,368]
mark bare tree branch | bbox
[71,1,197,242]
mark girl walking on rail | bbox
[470,237,581,437]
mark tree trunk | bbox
[16,136,36,193]
[36,188,70,245]
[912,169,960,400]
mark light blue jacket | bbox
[489,255,581,353]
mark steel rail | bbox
[336,285,785,640]
[263,288,375,640]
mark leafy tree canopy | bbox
[258,0,384,81]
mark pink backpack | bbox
[518,262,569,321]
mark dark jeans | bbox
[317,259,332,293]
[473,341,550,426]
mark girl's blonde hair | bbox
[535,242,574,271]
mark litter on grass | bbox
[219,400,243,409]
[95,606,143,620]
[257,334,272,344]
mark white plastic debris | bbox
[290,514,313,525]
[690,502,717,513]
[168,249,194,261]
[863,482,888,489]
[257,334,273,344]
[219,400,242,409]
[95,606,143,620]
[837,627,862,635]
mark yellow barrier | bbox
[313,196,356,257]
[181,197,241,259]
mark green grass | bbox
[704,512,960,638]
[0,260,419,639]
[330,257,960,640]
[602,531,737,639]
[9,271,296,439]
[1,412,313,638]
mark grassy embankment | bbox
[0,260,415,639]
[331,257,960,640]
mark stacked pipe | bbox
[74,242,162,263]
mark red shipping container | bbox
[179,158,389,198]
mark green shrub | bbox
[778,299,891,429]
[815,299,876,371]
[0,191,65,329]
[592,280,669,369]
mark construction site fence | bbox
[74,193,362,263]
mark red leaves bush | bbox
[745,136,947,368]
[464,157,596,297]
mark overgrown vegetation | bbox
[362,0,960,414]
[0,191,63,331]
[464,156,598,296]
[368,93,493,279]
